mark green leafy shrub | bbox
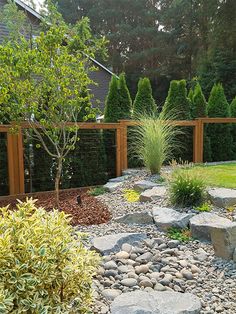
[169,170,206,207]
[89,186,107,196]
[168,227,192,242]
[0,199,100,313]
[130,112,181,174]
[194,202,212,212]
[124,189,140,202]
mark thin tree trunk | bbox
[55,157,63,208]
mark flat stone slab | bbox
[115,212,154,225]
[210,224,236,260]
[103,181,123,192]
[109,175,129,183]
[190,212,233,242]
[152,207,194,231]
[110,291,201,314]
[134,180,160,192]
[208,188,236,208]
[140,186,167,202]
[122,169,143,176]
[91,233,147,255]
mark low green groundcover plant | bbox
[168,227,192,242]
[194,202,212,212]
[124,189,140,202]
[0,199,100,313]
[88,186,107,196]
[169,169,206,207]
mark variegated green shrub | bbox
[0,199,100,313]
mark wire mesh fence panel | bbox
[0,132,8,196]
[23,129,116,193]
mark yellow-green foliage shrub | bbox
[124,189,140,202]
[0,199,100,313]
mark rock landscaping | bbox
[74,168,236,313]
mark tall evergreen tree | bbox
[133,78,156,117]
[104,75,120,123]
[207,83,232,161]
[118,73,132,120]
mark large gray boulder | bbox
[103,181,123,192]
[210,224,236,260]
[140,186,167,202]
[190,212,233,242]
[152,207,194,231]
[134,180,160,192]
[110,291,201,314]
[115,212,154,225]
[91,233,147,255]
[208,188,236,208]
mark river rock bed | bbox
[77,169,236,314]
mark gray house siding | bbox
[0,0,112,113]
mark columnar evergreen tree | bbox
[188,88,194,105]
[230,96,236,159]
[118,73,132,120]
[162,80,191,120]
[133,78,156,117]
[162,80,192,161]
[104,75,120,123]
[207,84,232,161]
[192,83,212,161]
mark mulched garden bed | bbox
[0,189,111,226]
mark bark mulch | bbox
[0,189,111,226]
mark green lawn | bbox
[183,163,236,188]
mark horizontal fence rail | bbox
[1,118,236,196]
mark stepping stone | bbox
[91,233,147,255]
[122,169,142,176]
[134,180,160,192]
[210,223,236,260]
[208,188,236,208]
[190,212,233,242]
[152,207,194,231]
[140,186,167,202]
[109,175,129,183]
[115,212,154,225]
[103,181,123,192]
[110,290,201,314]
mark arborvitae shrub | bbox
[0,199,100,313]
[104,75,121,123]
[133,77,156,117]
[162,80,192,162]
[188,88,194,105]
[119,73,132,119]
[230,96,236,159]
[192,83,212,161]
[207,83,232,161]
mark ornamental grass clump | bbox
[0,198,100,313]
[169,170,206,207]
[131,112,181,174]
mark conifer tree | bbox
[104,75,121,122]
[207,83,232,161]
[118,73,132,120]
[230,96,236,159]
[133,78,156,117]
[188,88,194,105]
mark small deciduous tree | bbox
[133,77,156,117]
[0,3,106,205]
[207,83,232,161]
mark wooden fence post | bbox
[119,121,128,172]
[193,119,204,163]
[116,127,122,177]
[7,127,25,195]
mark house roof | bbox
[14,0,116,77]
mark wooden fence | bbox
[1,118,236,196]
